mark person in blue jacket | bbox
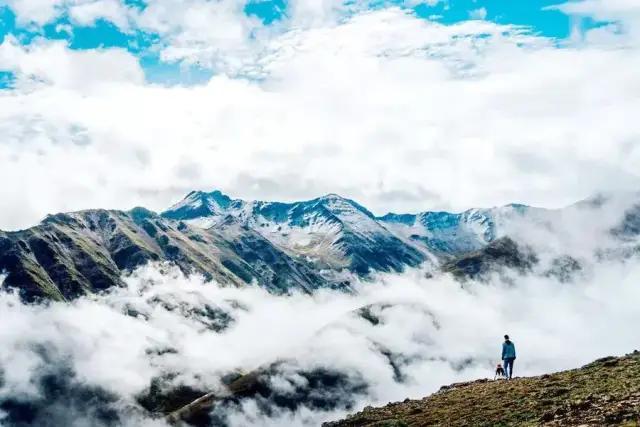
[502,334,516,379]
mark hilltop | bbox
[325,352,640,427]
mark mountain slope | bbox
[3,189,640,301]
[441,236,538,280]
[0,208,332,301]
[378,205,521,256]
[162,192,429,274]
[325,351,640,427]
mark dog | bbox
[494,363,505,380]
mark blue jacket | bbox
[502,340,516,360]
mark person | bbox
[502,334,516,379]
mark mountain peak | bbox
[162,189,235,220]
[185,189,232,203]
[204,189,233,207]
[313,193,376,219]
[318,193,344,201]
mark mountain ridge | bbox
[1,189,639,301]
[160,189,531,262]
[323,351,640,427]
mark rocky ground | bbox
[325,352,640,427]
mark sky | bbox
[0,0,639,229]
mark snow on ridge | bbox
[164,189,640,260]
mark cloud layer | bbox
[0,2,639,232]
[1,253,640,426]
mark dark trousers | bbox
[503,358,515,379]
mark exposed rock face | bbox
[163,192,430,275]
[136,362,369,427]
[3,189,640,300]
[0,209,332,301]
[441,236,538,280]
[0,192,455,301]
[324,351,640,427]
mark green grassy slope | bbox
[326,352,640,427]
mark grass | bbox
[327,352,640,427]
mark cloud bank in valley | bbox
[1,253,639,426]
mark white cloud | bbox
[554,0,640,17]
[0,36,144,89]
[1,256,640,425]
[6,0,134,27]
[0,8,638,230]
[469,7,486,20]
[287,0,347,27]
[134,0,265,70]
[68,0,132,29]
[4,0,66,25]
[404,0,441,6]
[549,0,640,43]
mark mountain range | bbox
[1,189,639,301]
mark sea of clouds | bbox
[1,2,639,231]
[1,251,639,426]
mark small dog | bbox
[494,363,505,380]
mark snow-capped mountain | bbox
[162,190,236,223]
[379,204,533,255]
[1,189,639,302]
[163,192,428,274]
[162,189,640,280]
[162,191,538,265]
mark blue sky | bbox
[0,0,610,87]
[0,0,637,232]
